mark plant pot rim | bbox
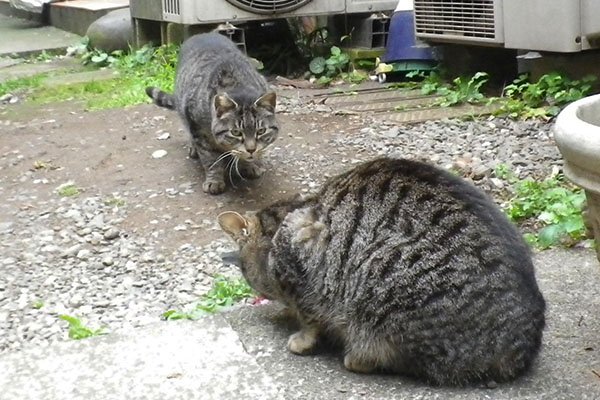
[554,94,600,194]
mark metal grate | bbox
[414,0,496,40]
[163,0,181,16]
[227,0,313,14]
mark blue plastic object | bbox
[382,10,435,64]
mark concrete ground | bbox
[0,13,80,57]
[0,249,599,400]
[1,8,600,400]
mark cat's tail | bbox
[145,86,176,110]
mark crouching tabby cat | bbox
[146,32,279,194]
[218,157,546,386]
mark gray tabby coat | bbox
[218,157,546,386]
[146,33,279,194]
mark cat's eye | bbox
[257,128,267,136]
[231,129,243,137]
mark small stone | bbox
[452,158,472,172]
[152,150,167,159]
[89,214,105,229]
[43,276,56,286]
[103,228,120,240]
[69,294,84,308]
[472,164,492,180]
[382,126,400,138]
[490,178,505,189]
[141,253,154,263]
[62,244,82,258]
[76,249,91,260]
[0,222,14,234]
[102,256,114,266]
[125,260,137,271]
[94,300,110,308]
[157,132,170,140]
[0,311,9,323]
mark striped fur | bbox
[145,86,175,109]
[146,33,279,194]
[219,157,546,386]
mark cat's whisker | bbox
[209,151,232,170]
[226,156,238,189]
[234,157,247,181]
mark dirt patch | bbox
[0,98,365,251]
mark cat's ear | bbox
[254,92,277,113]
[214,93,238,118]
[218,211,249,239]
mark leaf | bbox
[91,53,108,63]
[59,315,82,328]
[523,233,538,246]
[563,216,585,234]
[571,193,586,209]
[309,57,326,75]
[330,46,341,56]
[538,224,565,248]
[316,76,332,86]
[538,211,558,224]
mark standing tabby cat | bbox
[218,157,546,386]
[146,33,279,194]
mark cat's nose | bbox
[247,147,256,154]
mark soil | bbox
[0,95,365,251]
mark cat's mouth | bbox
[236,150,264,161]
[220,250,241,266]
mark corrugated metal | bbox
[414,0,501,43]
[163,0,180,16]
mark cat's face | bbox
[217,211,279,299]
[211,92,279,161]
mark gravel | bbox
[0,93,563,355]
[0,194,238,354]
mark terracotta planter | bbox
[554,94,600,261]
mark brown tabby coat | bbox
[146,32,279,194]
[218,157,546,386]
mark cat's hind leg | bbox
[343,334,399,374]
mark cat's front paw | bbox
[203,179,226,194]
[288,329,319,355]
[239,162,265,180]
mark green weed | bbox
[310,46,351,83]
[59,315,106,340]
[0,74,48,97]
[436,72,489,107]
[32,300,44,309]
[498,166,589,248]
[31,51,53,62]
[163,275,254,320]
[33,160,59,170]
[389,70,487,109]
[57,184,81,197]
[30,43,178,110]
[104,197,126,207]
[498,72,597,119]
[404,69,445,94]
